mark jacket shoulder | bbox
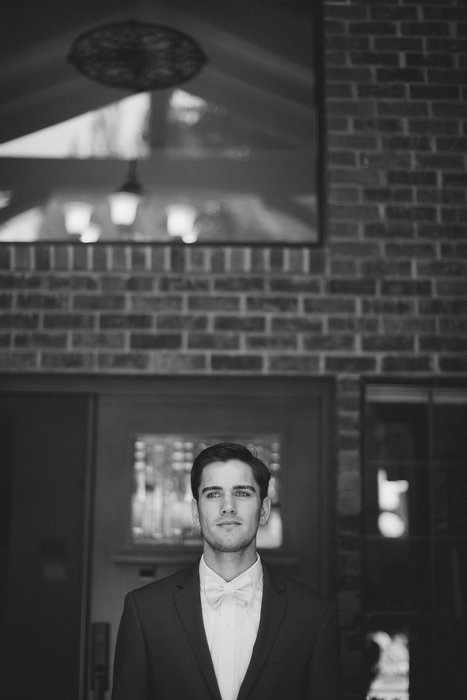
[265,563,336,610]
[126,563,197,604]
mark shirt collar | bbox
[199,554,263,591]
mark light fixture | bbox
[63,201,94,236]
[108,160,144,226]
[68,19,207,92]
[80,223,102,244]
[166,203,199,243]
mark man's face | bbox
[192,459,271,555]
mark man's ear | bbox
[259,496,271,526]
[192,498,200,528]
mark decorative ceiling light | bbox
[68,19,207,92]
[108,160,145,226]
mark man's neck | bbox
[202,547,258,582]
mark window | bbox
[363,385,467,700]
[0,1,321,245]
[131,434,282,548]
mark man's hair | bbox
[191,442,271,502]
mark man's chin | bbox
[205,534,256,554]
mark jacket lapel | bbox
[174,564,222,700]
[237,563,288,700]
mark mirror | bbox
[0,0,320,245]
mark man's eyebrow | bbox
[201,485,223,494]
[201,484,257,494]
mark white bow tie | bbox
[204,573,254,609]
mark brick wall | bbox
[1,1,467,696]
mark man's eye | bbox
[235,490,250,497]
[206,491,221,498]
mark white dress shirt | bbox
[199,555,263,700]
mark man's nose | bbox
[221,496,236,514]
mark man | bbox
[112,442,341,699]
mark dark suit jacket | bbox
[111,562,341,700]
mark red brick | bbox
[152,353,206,373]
[157,315,208,331]
[214,316,265,332]
[325,356,377,373]
[187,334,239,350]
[439,356,467,372]
[215,277,264,292]
[90,245,108,271]
[72,332,125,349]
[161,276,210,292]
[189,295,239,312]
[246,296,298,313]
[381,355,433,372]
[304,334,356,351]
[130,334,182,350]
[305,298,356,314]
[271,318,323,333]
[34,246,52,270]
[211,354,263,372]
[0,351,38,369]
[169,246,188,272]
[268,355,320,373]
[14,332,67,348]
[98,353,149,371]
[42,352,94,370]
[43,314,95,329]
[380,279,432,296]
[100,314,153,330]
[327,279,376,295]
[362,335,414,352]
[73,294,125,310]
[132,295,182,312]
[17,293,68,309]
[0,247,12,270]
[269,277,320,293]
[246,335,297,351]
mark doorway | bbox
[0,375,335,699]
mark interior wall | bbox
[1,2,467,697]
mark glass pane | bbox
[433,465,467,535]
[432,615,467,699]
[131,434,282,547]
[366,402,428,463]
[0,93,151,159]
[434,542,467,616]
[365,615,432,700]
[433,401,467,463]
[167,89,302,157]
[365,540,431,612]
[364,464,430,537]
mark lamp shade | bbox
[166,203,199,243]
[63,201,93,235]
[109,191,141,226]
[109,161,144,226]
